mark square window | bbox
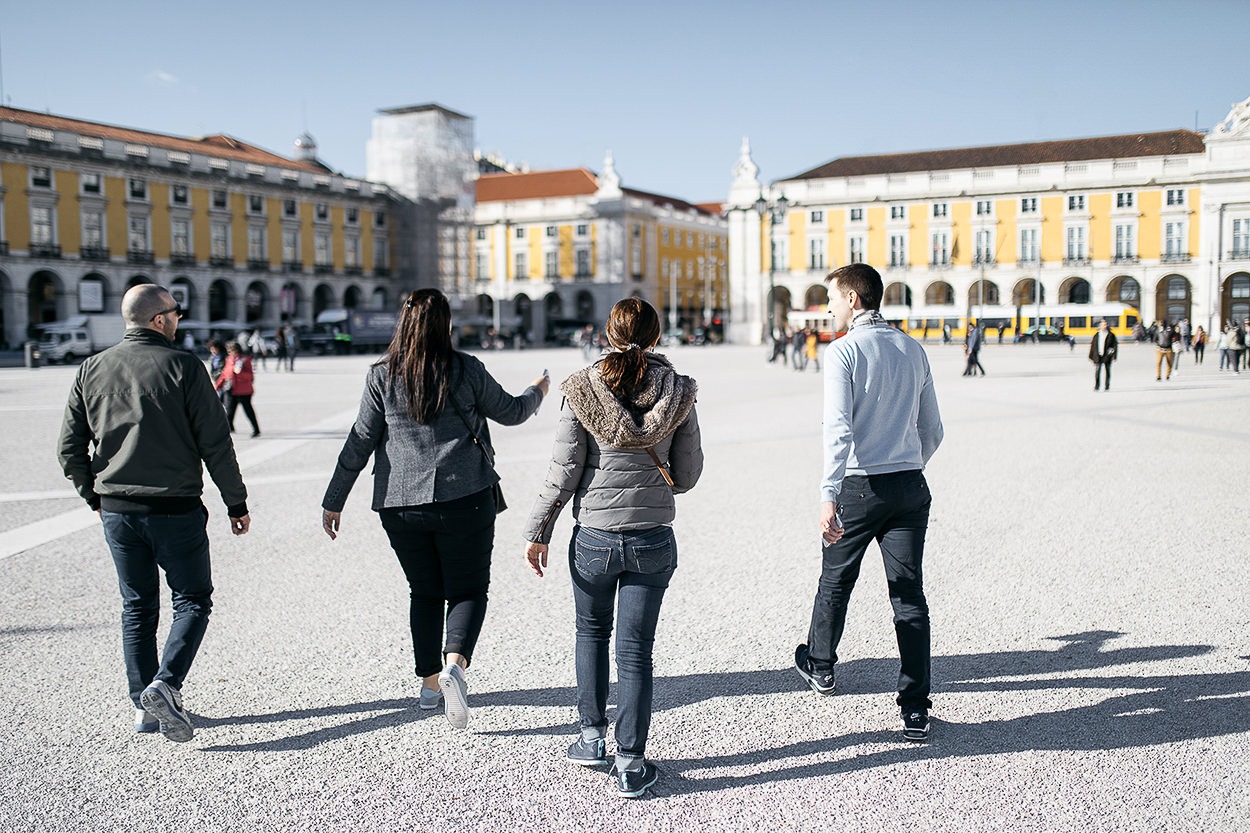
[81,173,101,194]
[932,203,948,218]
[515,227,525,239]
[632,223,641,238]
[172,184,189,205]
[248,194,264,214]
[374,211,386,228]
[810,210,824,224]
[283,199,297,217]
[346,207,358,225]
[212,190,228,209]
[1116,192,1134,209]
[475,228,487,240]
[31,166,52,188]
[576,224,588,237]
[1068,195,1086,211]
[1020,197,1037,214]
[849,208,864,222]
[129,178,147,200]
[315,203,328,221]
[976,200,993,216]
[545,226,557,238]
[890,206,906,220]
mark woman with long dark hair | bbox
[523,298,703,799]
[322,289,549,729]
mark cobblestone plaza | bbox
[0,342,1246,831]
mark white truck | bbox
[37,315,128,363]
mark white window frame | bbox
[1020,197,1038,215]
[930,231,949,265]
[1114,223,1136,259]
[889,233,907,267]
[975,200,994,217]
[1165,188,1186,207]
[31,205,55,245]
[1115,191,1135,209]
[545,249,558,278]
[515,250,528,279]
[314,232,331,265]
[128,214,150,252]
[974,229,994,263]
[82,210,105,248]
[1019,228,1038,263]
[849,207,864,222]
[808,237,826,271]
[848,236,864,263]
[31,166,53,188]
[211,222,230,258]
[1164,221,1185,256]
[1067,195,1086,212]
[282,229,299,263]
[247,225,266,260]
[1065,226,1087,260]
[932,203,948,219]
[890,205,906,221]
[171,184,189,206]
[171,218,191,255]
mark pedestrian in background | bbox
[1193,326,1207,365]
[321,289,548,730]
[57,284,250,743]
[792,329,806,370]
[795,263,943,743]
[1231,321,1247,373]
[285,327,300,371]
[274,325,289,372]
[1171,325,1184,377]
[215,342,261,438]
[1217,325,1232,371]
[1089,318,1118,391]
[248,329,268,371]
[963,321,985,377]
[207,339,227,404]
[524,298,702,799]
[805,328,821,372]
[1154,320,1176,381]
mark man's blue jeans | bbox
[807,470,932,710]
[568,525,675,762]
[101,508,213,708]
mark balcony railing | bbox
[127,249,154,264]
[209,255,234,268]
[1063,256,1091,266]
[283,260,303,272]
[1161,253,1192,264]
[887,261,909,270]
[1016,257,1040,268]
[30,242,62,259]
[574,270,594,280]
[170,253,196,267]
[1112,254,1140,264]
[1228,249,1250,260]
[973,255,995,266]
[373,266,390,278]
[344,265,362,276]
[314,263,333,274]
[247,259,270,271]
[928,260,951,270]
[80,245,111,262]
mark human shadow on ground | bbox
[195,631,1246,764]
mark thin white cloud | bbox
[146,70,180,88]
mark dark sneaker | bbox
[566,736,608,767]
[139,680,194,742]
[612,762,659,799]
[901,710,930,742]
[794,644,836,695]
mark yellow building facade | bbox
[0,106,402,348]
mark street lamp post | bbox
[753,192,789,342]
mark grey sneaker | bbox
[419,687,442,711]
[794,644,836,695]
[901,709,930,742]
[133,708,159,734]
[567,736,608,766]
[139,680,194,742]
[612,761,659,799]
[437,663,470,729]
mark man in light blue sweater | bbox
[794,263,944,742]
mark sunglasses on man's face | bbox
[150,305,185,322]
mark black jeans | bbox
[807,470,932,710]
[379,488,495,678]
[101,507,213,708]
[569,525,675,762]
[1094,360,1112,389]
[226,394,260,434]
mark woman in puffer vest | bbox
[523,298,703,800]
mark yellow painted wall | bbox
[2,163,29,248]
[191,187,211,261]
[950,201,972,266]
[1138,191,1161,260]
[866,207,886,266]
[1188,188,1201,254]
[55,170,80,253]
[828,210,845,269]
[558,225,573,277]
[787,211,804,272]
[528,228,542,278]
[301,204,316,265]
[267,197,283,267]
[361,209,375,271]
[909,205,928,267]
[1040,197,1064,262]
[1088,193,1111,260]
[996,199,1016,263]
[105,176,128,255]
[230,193,248,265]
[330,206,345,269]
[150,183,170,258]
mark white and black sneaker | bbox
[901,709,930,742]
[437,663,470,730]
[794,644,836,695]
[139,680,194,743]
[566,736,608,767]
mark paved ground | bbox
[0,338,1246,832]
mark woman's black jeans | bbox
[568,524,675,765]
[807,470,932,711]
[379,488,495,679]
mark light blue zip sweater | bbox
[820,320,944,501]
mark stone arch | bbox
[1221,272,1250,324]
[126,274,153,290]
[1155,274,1191,323]
[370,287,388,311]
[925,281,954,306]
[967,279,1000,306]
[476,293,494,318]
[544,292,563,319]
[767,285,793,331]
[1013,278,1044,305]
[884,281,913,307]
[244,280,270,324]
[208,279,235,322]
[28,270,64,335]
[1059,277,1091,304]
[803,284,829,309]
[514,293,533,335]
[575,290,595,322]
[344,285,363,310]
[1106,275,1141,306]
[313,283,335,318]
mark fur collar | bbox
[561,353,697,448]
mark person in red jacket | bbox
[215,341,261,437]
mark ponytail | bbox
[599,298,661,399]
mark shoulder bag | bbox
[447,377,507,514]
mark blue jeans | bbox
[101,508,213,708]
[807,470,932,710]
[569,525,676,762]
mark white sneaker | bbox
[139,680,194,742]
[134,708,159,734]
[437,664,470,729]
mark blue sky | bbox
[2,0,1247,202]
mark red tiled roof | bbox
[0,106,329,173]
[786,130,1206,180]
[476,169,599,201]
[696,201,725,215]
[476,168,718,217]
